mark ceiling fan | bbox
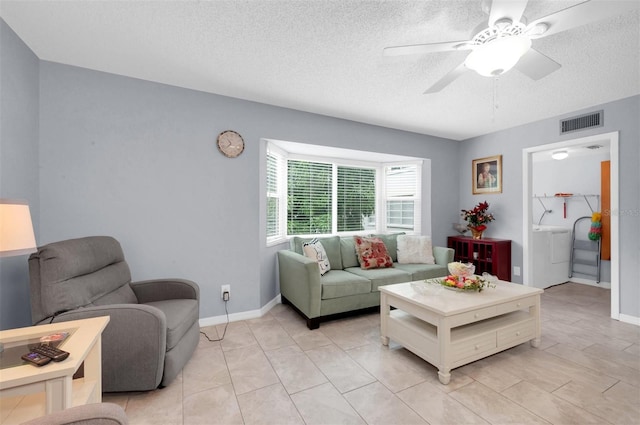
[383,0,639,94]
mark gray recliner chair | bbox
[28,236,200,392]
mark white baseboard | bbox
[618,313,640,326]
[198,292,638,328]
[199,294,282,328]
[569,278,611,289]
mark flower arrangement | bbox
[440,274,494,292]
[461,201,495,232]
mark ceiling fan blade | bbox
[488,0,529,27]
[527,0,640,39]
[424,62,469,94]
[514,48,561,80]
[383,40,472,56]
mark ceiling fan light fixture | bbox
[551,150,569,160]
[493,18,513,31]
[464,35,532,77]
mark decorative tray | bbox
[425,274,496,293]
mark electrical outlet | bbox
[221,285,230,301]
[513,266,521,276]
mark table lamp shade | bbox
[0,200,37,257]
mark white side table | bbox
[0,316,110,424]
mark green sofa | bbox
[277,234,454,329]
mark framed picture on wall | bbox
[472,155,502,194]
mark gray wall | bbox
[37,60,460,322]
[461,95,639,318]
[0,19,40,329]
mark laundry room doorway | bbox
[522,131,619,320]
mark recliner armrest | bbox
[47,305,167,392]
[20,402,128,425]
[131,279,199,303]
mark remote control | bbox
[32,344,70,362]
[21,351,52,366]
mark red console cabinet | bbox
[447,236,512,281]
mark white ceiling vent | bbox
[560,110,603,135]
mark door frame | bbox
[522,131,619,319]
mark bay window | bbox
[266,141,422,243]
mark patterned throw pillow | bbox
[353,236,393,270]
[302,238,331,276]
[397,235,435,264]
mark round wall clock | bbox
[217,130,244,158]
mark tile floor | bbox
[104,282,640,425]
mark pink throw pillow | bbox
[354,236,393,270]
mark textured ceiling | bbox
[1,0,638,140]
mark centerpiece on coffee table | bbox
[425,262,494,292]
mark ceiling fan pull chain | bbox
[492,76,500,123]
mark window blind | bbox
[266,152,281,238]
[337,166,376,232]
[385,164,419,232]
[287,160,332,235]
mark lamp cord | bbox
[200,299,229,342]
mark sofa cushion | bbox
[393,263,448,281]
[369,233,405,262]
[303,238,331,276]
[397,235,435,264]
[340,237,360,269]
[345,266,412,291]
[320,270,371,300]
[144,299,199,350]
[291,236,343,270]
[354,236,393,269]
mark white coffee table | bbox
[379,280,542,384]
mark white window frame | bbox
[265,140,424,245]
[266,144,287,246]
[381,161,422,234]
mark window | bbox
[337,166,376,232]
[266,150,285,241]
[265,140,423,243]
[286,161,378,235]
[287,160,332,235]
[385,164,420,232]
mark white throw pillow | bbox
[397,235,435,264]
[303,238,331,276]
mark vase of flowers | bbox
[469,227,485,239]
[461,201,495,239]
